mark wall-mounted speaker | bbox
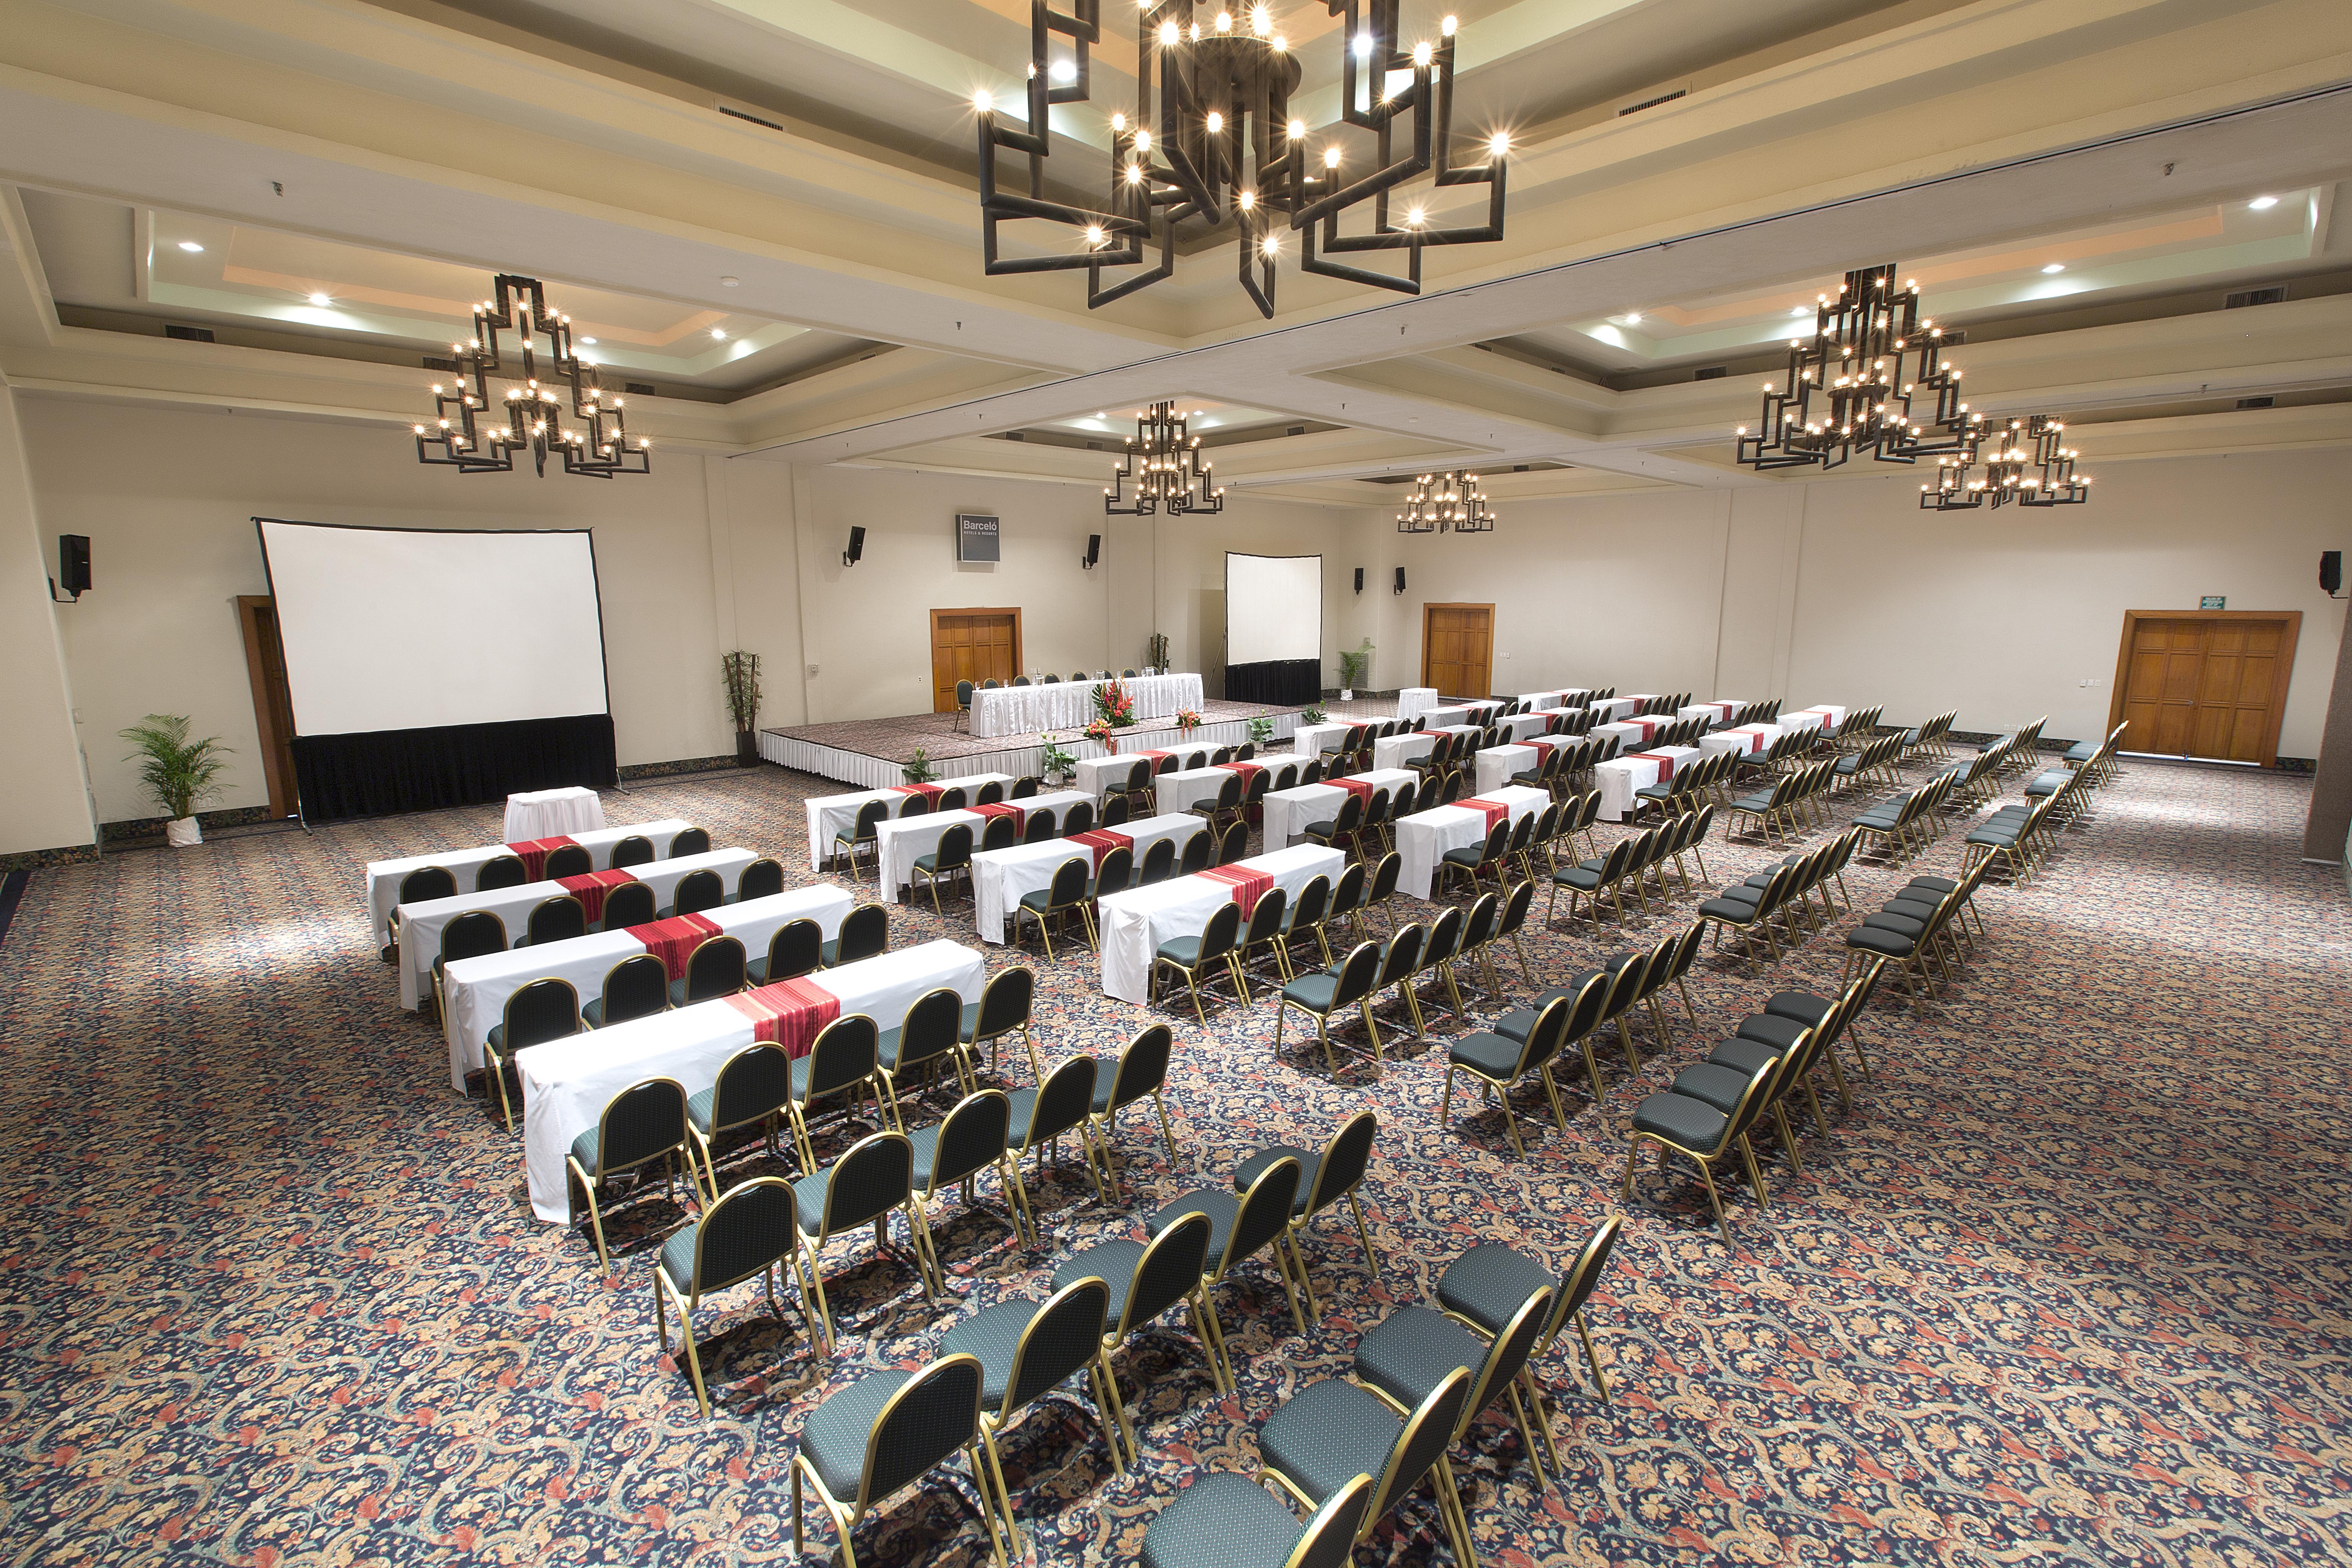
[58,534,90,598]
[1393,566,1407,596]
[843,525,866,567]
[1083,533,1101,569]
[1353,567,1364,594]
[2323,549,2344,597]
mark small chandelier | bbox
[1397,470,1494,534]
[415,273,648,478]
[1736,264,1976,474]
[1921,414,2090,511]
[975,3,1508,318]
[1104,400,1223,515]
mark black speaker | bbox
[1353,567,1364,594]
[2324,549,2344,596]
[1393,566,1406,595]
[1083,533,1101,569]
[843,525,865,567]
[59,534,90,598]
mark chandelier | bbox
[1104,400,1224,514]
[975,3,1508,318]
[415,273,648,478]
[1920,414,2090,511]
[1736,264,1978,473]
[1396,469,1493,533]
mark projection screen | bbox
[1223,551,1324,705]
[255,518,616,820]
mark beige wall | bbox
[0,381,95,855]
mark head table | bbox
[1096,843,1347,1004]
[969,672,1205,739]
[368,818,690,944]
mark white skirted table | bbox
[1699,724,1780,758]
[1498,713,1553,740]
[1372,731,1438,771]
[802,774,1011,871]
[1290,722,1354,757]
[1394,786,1550,900]
[1096,844,1346,1004]
[969,673,1205,738]
[1260,768,1418,850]
[503,786,604,841]
[1519,688,1592,710]
[1395,688,1441,722]
[1473,745,1538,794]
[872,792,1093,904]
[368,818,691,944]
[1593,745,1706,820]
[1074,744,1217,800]
[1680,700,1744,724]
[971,813,1216,942]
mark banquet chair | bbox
[1235,884,1292,992]
[684,1042,794,1203]
[1438,819,1511,898]
[565,1078,696,1278]
[1136,837,1178,887]
[482,977,581,1130]
[543,843,593,880]
[1014,856,1096,960]
[821,903,889,969]
[1155,751,1182,774]
[1020,810,1057,846]
[1365,921,1428,1040]
[981,813,1019,854]
[981,678,1001,689]
[1038,674,1058,684]
[653,1173,804,1417]
[387,866,457,960]
[1089,844,1135,903]
[1208,746,1235,766]
[1442,990,1571,1157]
[1359,852,1404,936]
[975,780,1005,805]
[913,823,976,913]
[908,1089,1027,1270]
[1090,1024,1179,1198]
[1062,800,1097,838]
[786,1014,884,1177]
[611,835,657,869]
[732,857,786,904]
[1122,668,1140,678]
[1256,1367,1475,1568]
[1441,773,1467,805]
[1004,1054,1113,1225]
[1009,675,1031,687]
[1620,1051,1790,1249]
[1216,821,1250,866]
[1301,792,1362,858]
[1277,872,1333,974]
[430,910,508,1022]
[791,1354,1004,1568]
[585,952,668,1028]
[513,893,586,948]
[1197,772,1243,831]
[1100,794,1132,828]
[1358,786,1395,857]
[793,1130,937,1356]
[879,988,979,1125]
[1298,758,1323,784]
[1122,759,1155,814]
[1178,831,1215,876]
[1452,891,1505,1003]
[1154,1152,1309,1356]
[1061,1218,1232,1484]
[1353,1279,1556,1489]
[1072,671,1089,682]
[669,935,747,1007]
[1010,775,1040,799]
[1269,761,1298,793]
[1323,860,1367,940]
[599,880,658,931]
[1274,939,1383,1076]
[747,918,823,985]
[948,1278,1127,1551]
[670,827,712,858]
[1153,901,1247,1027]
[1440,1214,1624,1423]
[831,800,890,880]
[1407,905,1470,1031]
[897,792,932,818]
[961,965,1040,1081]
[1235,742,1257,761]
[937,786,969,811]
[662,869,726,920]
[954,679,975,732]
[475,853,528,892]
[1231,1108,1379,1319]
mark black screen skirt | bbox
[1224,658,1321,706]
[292,714,618,822]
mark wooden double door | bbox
[929,609,1023,712]
[1422,603,1493,699]
[2112,611,2299,764]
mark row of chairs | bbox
[1901,709,1959,758]
[390,825,715,965]
[1841,859,1990,1008]
[2060,720,2127,784]
[1549,805,1716,930]
[1851,773,1960,862]
[1152,856,1413,1027]
[1632,691,1694,716]
[1727,758,1847,844]
[1632,747,1737,818]
[1697,829,1861,974]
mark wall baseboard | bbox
[0,842,101,872]
[618,754,754,782]
[100,802,282,844]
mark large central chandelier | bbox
[975,2,1508,318]
[415,273,648,479]
[1736,264,1978,473]
[1396,469,1493,533]
[1920,414,2090,511]
[1104,400,1224,514]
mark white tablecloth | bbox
[1787,704,1849,728]
[1291,722,1354,757]
[1395,688,1440,722]
[1596,716,1681,753]
[1096,844,1346,1004]
[1420,706,1472,729]
[972,838,1092,945]
[969,673,1206,739]
[1700,724,1777,758]
[1259,768,1418,849]
[503,787,605,841]
[1497,713,1553,741]
[1519,689,1591,710]
[1588,697,1638,722]
[872,792,1094,903]
[1593,744,1705,820]
[1681,700,1744,724]
[395,848,758,1011]
[804,774,1011,871]
[517,939,987,1222]
[1620,696,1664,716]
[1154,766,1238,817]
[369,819,691,943]
[1372,731,1437,771]
[1074,745,1216,800]
[1474,745,1539,794]
[1777,710,1829,734]
[441,884,854,1091]
[1394,786,1550,900]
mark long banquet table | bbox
[1096,844,1346,1003]
[441,883,854,1091]
[1474,745,1538,794]
[803,774,1011,871]
[969,673,1205,739]
[517,938,988,1222]
[1073,743,1217,800]
[1395,786,1550,900]
[872,791,1092,903]
[393,847,758,1011]
[970,812,1209,943]
[1261,768,1418,850]
[1594,745,1706,820]
[369,818,691,944]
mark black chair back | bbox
[1062,800,1096,838]
[1215,821,1246,865]
[1310,1109,1378,1217]
[1045,855,1091,910]
[684,1175,797,1294]
[598,952,670,1026]
[922,1089,1012,1194]
[935,786,968,811]
[1328,939,1381,1009]
[1101,794,1132,827]
[1365,852,1402,906]
[1125,759,1153,795]
[1221,1154,1302,1276]
[983,813,1020,852]
[1178,831,1214,875]
[1193,900,1243,966]
[1208,746,1235,766]
[503,977,580,1050]
[1372,1367,1475,1529]
[601,879,657,930]
[1011,775,1040,799]
[1419,905,1463,968]
[1015,1054,1097,1150]
[1496,877,1536,939]
[815,1129,912,1239]
[736,857,786,903]
[1328,860,1367,920]
[670,869,725,918]
[1001,1277,1114,1418]
[681,935,747,1002]
[1107,1023,1172,1112]
[670,827,711,858]
[893,987,965,1074]
[973,965,1034,1039]
[1459,891,1499,952]
[399,866,457,905]
[1287,873,1330,931]
[610,835,656,869]
[476,854,528,891]
[1093,844,1134,896]
[525,895,587,946]
[1241,883,1287,949]
[975,780,1005,804]
[1121,1210,1214,1335]
[441,910,507,965]
[897,792,931,818]
[1138,837,1178,885]
[852,800,890,840]
[932,822,976,871]
[1553,1213,1625,1342]
[544,843,593,879]
[1023,810,1058,844]
[833,903,889,966]
[590,1076,686,1176]
[711,1042,794,1133]
[804,1014,881,1103]
[763,918,823,983]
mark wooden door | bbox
[928,608,1023,712]
[234,596,299,817]
[1422,604,1494,700]
[2111,611,2299,765]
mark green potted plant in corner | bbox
[121,714,233,847]
[722,650,762,767]
[1337,638,1375,703]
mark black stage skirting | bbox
[292,714,617,821]
[1224,658,1320,706]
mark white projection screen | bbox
[1224,552,1323,665]
[258,519,610,736]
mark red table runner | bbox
[1068,828,1133,871]
[1200,865,1275,918]
[1214,761,1265,786]
[1336,777,1378,804]
[972,802,1024,828]
[890,783,943,804]
[1625,716,1666,741]
[724,977,841,1059]
[1456,797,1511,831]
[506,835,577,880]
[626,913,723,980]
[557,868,636,923]
[1130,749,1174,769]
[1629,750,1680,782]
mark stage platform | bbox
[759,695,1402,791]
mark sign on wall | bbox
[2200,595,2226,609]
[956,513,1000,564]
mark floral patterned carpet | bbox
[1,747,2347,1567]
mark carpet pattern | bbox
[0,743,2347,1567]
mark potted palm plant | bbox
[1337,638,1374,702]
[121,714,232,846]
[722,650,762,766]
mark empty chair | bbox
[1061,799,1096,838]
[652,1174,804,1416]
[1441,991,1573,1156]
[430,908,506,1022]
[1091,1023,1179,1198]
[792,1129,936,1355]
[1178,831,1215,876]
[482,977,580,1130]
[1100,793,1132,828]
[1014,855,1096,959]
[831,800,889,879]
[669,934,747,1006]
[1140,1470,1371,1568]
[914,822,976,913]
[669,826,711,858]
[663,867,726,920]
[791,1354,1005,1565]
[732,856,786,903]
[821,903,888,968]
[1438,1214,1624,1411]
[947,1278,1127,1552]
[1620,1051,1790,1248]
[877,986,976,1125]
[1089,843,1135,903]
[566,1076,692,1274]
[599,880,657,931]
[1274,939,1383,1077]
[610,834,657,869]
[685,1041,794,1200]
[1152,1153,1308,1368]
[1010,774,1041,799]
[543,843,593,879]
[981,812,1019,854]
[1217,820,1250,867]
[747,918,823,986]
[937,786,969,812]
[908,1089,1029,1274]
[786,1014,882,1176]
[961,965,1040,1081]
[1229,1109,1378,1319]
[1057,1211,1229,1449]
[1153,900,1246,1027]
[515,893,587,948]
[1353,1278,1557,1486]
[954,679,975,732]
[1003,1053,1111,1225]
[583,951,668,1028]
[975,779,1005,804]
[1022,810,1059,846]
[1255,1366,1476,1568]
[475,853,528,892]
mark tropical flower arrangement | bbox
[1173,707,1204,735]
[1092,679,1138,729]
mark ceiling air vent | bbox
[1618,88,1687,116]
[1693,366,1728,381]
[1086,441,1102,451]
[1003,430,1027,441]
[1287,425,1307,437]
[2236,395,2275,410]
[2225,287,2287,309]
[164,323,215,342]
[624,381,658,396]
[421,354,459,371]
[1937,329,1967,346]
[718,105,784,132]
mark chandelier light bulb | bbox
[1413,40,1433,67]
[1111,112,1125,132]
[1214,10,1231,33]
[1261,234,1280,256]
[1237,189,1255,210]
[1288,118,1305,139]
[1354,31,1372,57]
[1205,111,1223,133]
[1488,131,1509,156]
[1049,57,1075,83]
[1251,5,1270,37]
[1406,206,1424,225]
[1134,127,1150,151]
[1325,145,1342,168]
[178,240,204,252]
[973,90,993,112]
[1085,224,1105,244]
[1127,162,1144,183]
[1159,20,1177,44]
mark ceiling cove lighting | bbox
[1919,414,2089,511]
[178,240,204,253]
[1104,399,1223,515]
[1396,469,1494,534]
[1734,262,1979,475]
[975,3,1507,318]
[415,272,648,479]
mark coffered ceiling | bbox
[1,0,2349,506]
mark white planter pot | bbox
[165,815,203,847]
[1340,689,1354,702]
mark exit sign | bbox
[2200,595,2226,609]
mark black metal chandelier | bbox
[976,2,1508,318]
[1396,469,1493,533]
[1736,264,1978,473]
[1104,400,1224,514]
[1919,414,2090,511]
[415,273,648,478]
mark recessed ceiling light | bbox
[2247,195,2278,210]
[710,327,727,340]
[1790,305,1808,317]
[1624,312,1642,324]
[2041,262,2066,274]
[720,275,740,287]
[307,291,331,305]
[177,240,204,253]
[580,336,597,345]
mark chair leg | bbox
[1574,1308,1610,1402]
